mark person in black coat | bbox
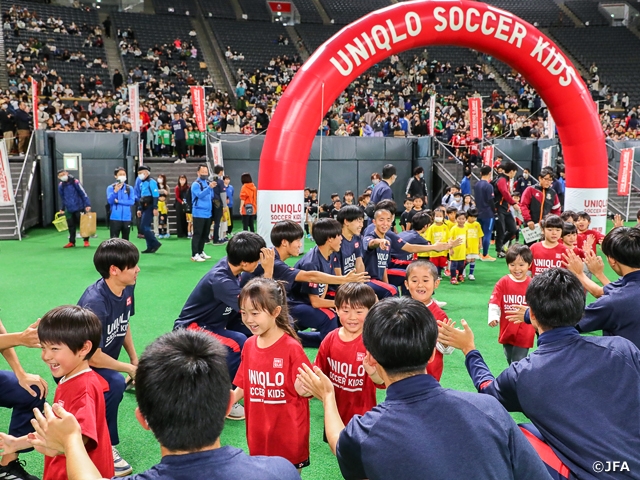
[112,69,123,90]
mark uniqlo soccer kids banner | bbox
[617,148,634,197]
[542,147,552,168]
[482,145,494,167]
[128,84,140,132]
[468,97,482,140]
[429,95,436,136]
[190,86,206,132]
[31,78,39,130]
[257,0,609,240]
[0,140,15,206]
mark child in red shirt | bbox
[0,306,114,480]
[575,211,604,254]
[404,260,454,381]
[315,283,384,428]
[489,244,536,365]
[530,215,567,276]
[233,278,312,471]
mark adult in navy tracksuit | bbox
[439,268,640,480]
[0,319,46,479]
[134,165,161,254]
[107,167,135,240]
[171,111,188,161]
[299,297,550,480]
[369,164,397,205]
[57,170,91,248]
[473,165,496,258]
[78,238,140,476]
[191,164,215,261]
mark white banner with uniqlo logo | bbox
[429,95,436,136]
[257,190,304,248]
[129,84,140,132]
[617,148,634,196]
[0,140,15,206]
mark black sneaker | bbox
[497,251,506,258]
[0,459,40,480]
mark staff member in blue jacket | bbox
[107,167,135,240]
[439,268,640,480]
[134,165,161,253]
[191,164,216,262]
[58,169,91,248]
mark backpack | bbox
[364,201,376,219]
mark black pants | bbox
[175,202,188,237]
[67,211,88,244]
[495,208,518,253]
[110,220,131,240]
[212,202,224,242]
[192,216,212,256]
[175,138,187,159]
[242,214,255,232]
[227,208,234,234]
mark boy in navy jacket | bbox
[58,169,91,248]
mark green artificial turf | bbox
[0,224,620,479]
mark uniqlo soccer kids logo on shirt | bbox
[354,242,360,248]
[273,358,283,368]
[126,296,132,306]
[356,352,365,362]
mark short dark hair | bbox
[505,244,533,265]
[331,193,339,199]
[197,164,209,173]
[135,330,231,451]
[137,165,150,173]
[501,161,518,173]
[541,214,563,230]
[636,208,640,220]
[337,205,364,224]
[213,165,224,175]
[362,297,437,376]
[406,259,438,280]
[456,211,467,219]
[39,305,101,360]
[601,226,640,268]
[562,222,577,237]
[561,210,578,222]
[467,208,478,218]
[446,206,458,215]
[222,175,230,181]
[374,199,397,216]
[412,166,424,176]
[576,211,591,223]
[539,167,554,179]
[382,164,397,179]
[114,166,126,176]
[526,268,585,329]
[411,211,432,231]
[335,283,377,310]
[240,173,252,184]
[93,239,139,279]
[270,220,303,247]
[312,218,342,246]
[226,232,266,266]
[480,165,492,176]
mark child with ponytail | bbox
[232,277,312,471]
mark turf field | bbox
[0,224,619,479]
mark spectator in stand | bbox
[494,162,521,258]
[370,165,397,205]
[171,111,187,163]
[239,173,257,233]
[174,175,190,238]
[0,100,15,154]
[460,169,471,196]
[112,69,123,90]
[58,169,92,249]
[14,101,31,155]
[405,167,427,202]
[474,165,496,261]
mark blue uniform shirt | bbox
[134,177,159,209]
[241,249,300,295]
[289,247,338,304]
[78,279,135,360]
[336,374,550,480]
[337,235,363,275]
[466,327,640,479]
[107,183,135,222]
[174,258,241,331]
[370,180,393,205]
[391,230,428,266]
[119,446,299,480]
[213,178,226,203]
[363,229,406,280]
[577,270,640,350]
[226,184,234,208]
[171,118,187,141]
[191,178,213,218]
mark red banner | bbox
[191,86,206,132]
[482,145,494,167]
[267,1,292,13]
[32,78,39,130]
[618,148,634,196]
[468,97,482,140]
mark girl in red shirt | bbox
[530,215,568,276]
[233,278,312,471]
[489,244,536,364]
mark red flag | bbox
[482,145,494,167]
[618,148,634,196]
[31,78,39,130]
[468,97,482,140]
[190,86,206,132]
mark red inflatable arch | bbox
[258,0,608,242]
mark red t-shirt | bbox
[489,275,536,349]
[577,229,605,254]
[233,333,310,465]
[530,242,567,276]
[426,301,447,381]
[315,329,383,426]
[44,370,113,480]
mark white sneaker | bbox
[181,158,187,163]
[200,251,211,259]
[174,158,182,164]
[435,300,447,308]
[191,254,205,262]
[112,447,133,477]
[469,274,476,281]
[226,402,245,420]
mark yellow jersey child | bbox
[465,209,483,281]
[422,210,449,276]
[448,212,468,285]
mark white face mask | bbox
[372,179,380,185]
[419,173,424,179]
[59,175,68,182]
[117,175,126,183]
[138,173,146,180]
[523,173,529,179]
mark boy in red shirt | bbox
[315,283,383,428]
[0,305,113,480]
[488,244,536,364]
[530,215,567,276]
[575,211,604,254]
[404,260,454,381]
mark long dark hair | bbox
[177,175,189,192]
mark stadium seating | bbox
[565,1,609,26]
[482,0,568,27]
[317,0,391,25]
[236,0,273,21]
[198,0,237,19]
[209,19,298,79]
[151,0,197,16]
[294,23,341,52]
[291,0,323,24]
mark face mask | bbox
[180,180,186,185]
[372,179,380,185]
[419,173,424,179]
[200,174,209,181]
[138,173,146,180]
[523,173,529,179]
[157,178,163,184]
[117,175,126,183]
[434,217,443,223]
[59,175,68,182]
